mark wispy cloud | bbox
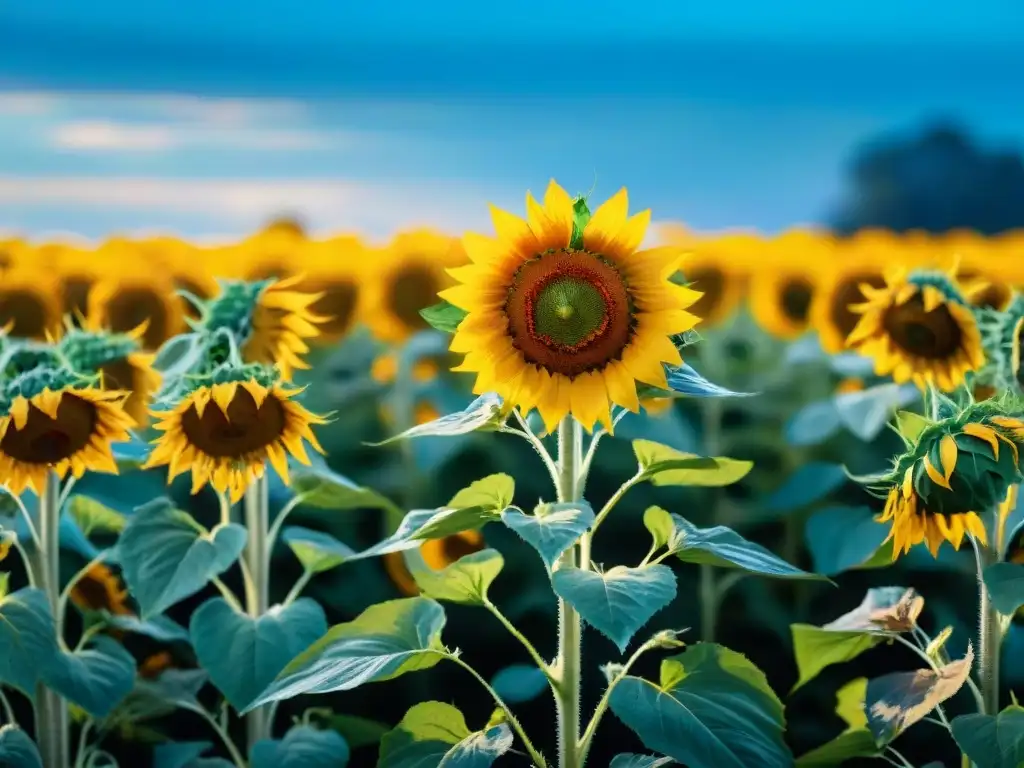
[49,120,343,152]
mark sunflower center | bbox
[62,277,94,321]
[107,288,168,349]
[960,269,1010,310]
[0,290,47,339]
[687,267,725,318]
[441,532,485,563]
[388,264,438,332]
[313,280,359,336]
[506,249,633,378]
[882,293,963,359]
[831,273,886,337]
[181,387,287,458]
[0,393,98,464]
[780,278,813,322]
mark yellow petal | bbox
[582,188,629,255]
[9,397,29,430]
[212,382,238,415]
[962,423,999,459]
[923,454,951,490]
[938,434,958,483]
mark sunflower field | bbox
[2,184,1024,768]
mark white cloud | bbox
[0,92,59,116]
[49,120,344,152]
[52,121,176,151]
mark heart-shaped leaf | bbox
[41,635,136,719]
[153,741,235,768]
[984,563,1024,616]
[245,598,446,711]
[835,383,920,441]
[447,474,515,514]
[804,505,892,576]
[644,507,823,580]
[291,464,401,515]
[490,664,548,705]
[67,495,126,537]
[0,725,42,768]
[109,669,209,725]
[103,613,190,644]
[371,393,504,445]
[118,499,248,618]
[609,643,792,768]
[784,399,842,447]
[761,463,848,515]
[795,679,882,766]
[501,503,594,569]
[251,725,350,768]
[633,441,752,487]
[952,707,1024,768]
[356,506,498,561]
[551,565,677,652]
[410,548,504,605]
[379,701,513,768]
[282,527,357,573]
[0,587,60,696]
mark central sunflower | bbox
[144,365,328,501]
[443,181,700,432]
[847,267,985,391]
[749,230,828,340]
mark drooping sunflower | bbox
[0,251,63,340]
[443,182,701,432]
[872,403,1024,557]
[846,264,985,391]
[0,367,134,494]
[384,530,486,596]
[70,563,133,616]
[365,230,469,343]
[658,224,751,327]
[58,324,162,427]
[143,363,328,502]
[201,276,328,380]
[748,229,832,340]
[297,236,366,342]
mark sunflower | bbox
[87,241,186,349]
[640,397,674,417]
[0,529,14,562]
[874,405,1024,557]
[143,237,222,322]
[143,364,328,502]
[384,530,486,596]
[835,377,865,395]
[932,230,1014,311]
[45,241,103,321]
[658,224,751,327]
[238,219,307,282]
[846,265,985,391]
[444,182,701,432]
[0,373,134,495]
[70,563,133,616]
[748,229,831,340]
[0,257,62,340]
[371,352,446,385]
[364,230,468,343]
[298,236,366,342]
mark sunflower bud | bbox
[874,400,1024,557]
[979,293,1024,396]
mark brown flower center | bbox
[388,263,439,332]
[181,387,286,458]
[506,249,633,378]
[311,280,359,336]
[106,288,168,349]
[441,531,486,563]
[830,273,886,338]
[685,267,725,319]
[62,277,94,320]
[0,290,48,339]
[70,565,126,613]
[0,393,98,464]
[780,277,814,323]
[960,269,1011,310]
[99,357,147,424]
[882,292,963,359]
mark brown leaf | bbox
[824,587,922,633]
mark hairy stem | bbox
[973,536,1001,715]
[243,475,272,751]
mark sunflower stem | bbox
[243,474,273,752]
[973,535,1002,715]
[699,397,724,643]
[553,417,583,768]
[32,470,71,768]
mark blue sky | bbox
[1,2,1023,242]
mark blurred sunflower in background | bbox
[748,229,831,340]
[365,230,468,343]
[0,246,63,339]
[384,530,486,596]
[659,224,751,327]
[238,217,307,282]
[846,264,985,391]
[939,230,1015,311]
[299,236,366,342]
[444,182,701,432]
[70,563,133,616]
[144,364,328,502]
[145,236,223,321]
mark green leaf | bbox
[984,563,1024,615]
[835,383,921,441]
[835,678,869,729]
[761,463,847,515]
[321,713,391,750]
[371,393,505,445]
[570,197,591,250]
[190,597,328,711]
[378,701,513,768]
[895,410,932,444]
[644,507,823,580]
[551,564,677,652]
[610,756,675,768]
[66,495,126,537]
[501,502,595,569]
[0,586,60,697]
[609,643,792,768]
[490,664,548,705]
[0,570,10,599]
[410,548,504,605]
[0,725,43,768]
[448,474,515,513]
[251,725,350,768]
[790,627,883,692]
[111,436,153,471]
[245,598,446,711]
[118,499,248,618]
[354,508,495,561]
[283,527,357,573]
[632,440,752,487]
[795,729,881,767]
[952,707,1024,768]
[420,301,468,334]
[865,645,974,745]
[153,741,235,768]
[41,635,136,719]
[804,505,892,576]
[291,464,401,515]
[102,613,190,644]
[108,669,209,724]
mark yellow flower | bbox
[365,230,468,343]
[70,563,133,616]
[371,353,442,385]
[748,229,830,340]
[238,219,308,281]
[444,181,701,433]
[835,377,865,395]
[659,224,750,327]
[144,379,328,502]
[640,398,674,417]
[145,237,222,321]
[0,530,14,562]
[384,530,486,596]
[846,265,984,391]
[298,236,366,342]
[99,350,162,428]
[939,230,1014,311]
[0,250,63,340]
[238,275,328,379]
[0,386,134,495]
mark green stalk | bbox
[553,417,583,768]
[700,398,724,643]
[34,470,70,768]
[975,537,1001,715]
[244,474,272,751]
